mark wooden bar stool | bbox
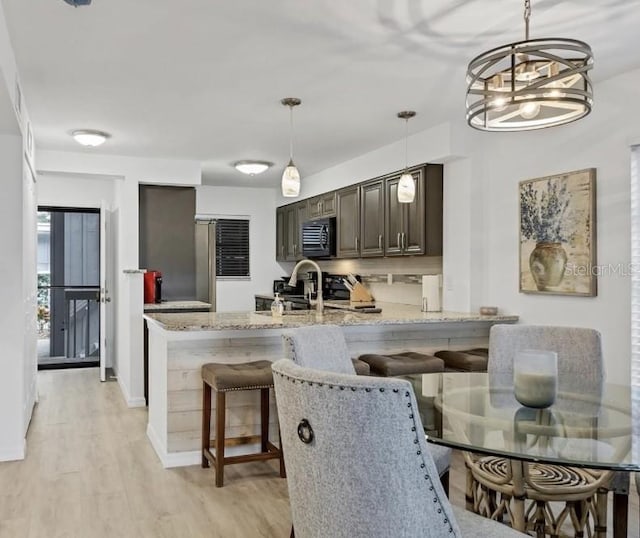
[201,360,285,487]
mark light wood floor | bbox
[0,368,637,537]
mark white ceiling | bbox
[2,0,639,187]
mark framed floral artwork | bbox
[519,168,597,296]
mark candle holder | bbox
[513,349,558,408]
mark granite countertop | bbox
[144,302,518,332]
[143,300,212,312]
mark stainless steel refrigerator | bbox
[195,218,217,312]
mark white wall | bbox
[37,151,201,406]
[0,1,37,462]
[0,134,28,460]
[276,122,452,205]
[38,172,117,208]
[438,68,640,385]
[196,186,282,311]
[37,172,119,372]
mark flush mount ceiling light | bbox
[63,0,92,6]
[71,129,110,147]
[466,0,593,132]
[233,160,273,175]
[281,97,302,198]
[397,110,416,204]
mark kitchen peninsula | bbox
[144,303,517,468]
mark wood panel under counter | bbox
[144,304,517,468]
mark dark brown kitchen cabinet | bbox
[359,179,385,257]
[276,207,286,261]
[276,201,305,262]
[336,186,360,258]
[307,191,337,219]
[424,164,444,256]
[384,167,426,256]
[284,201,307,261]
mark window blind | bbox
[216,219,250,278]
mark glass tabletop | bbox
[413,372,639,471]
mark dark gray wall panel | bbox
[139,185,196,301]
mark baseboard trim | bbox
[0,439,25,462]
[117,377,146,408]
[127,396,147,408]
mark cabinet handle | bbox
[355,236,359,251]
[281,245,285,258]
[293,244,297,256]
[397,233,401,249]
[401,233,406,250]
[378,235,382,250]
[318,201,322,214]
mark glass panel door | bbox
[37,207,101,368]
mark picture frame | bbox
[519,168,597,296]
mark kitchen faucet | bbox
[289,259,323,314]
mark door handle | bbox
[397,233,401,249]
[105,297,112,303]
[401,232,406,250]
[378,235,383,250]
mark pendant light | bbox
[466,0,593,132]
[397,111,416,204]
[281,97,302,197]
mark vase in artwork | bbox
[529,242,567,291]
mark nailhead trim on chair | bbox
[275,371,454,533]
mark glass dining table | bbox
[413,372,638,538]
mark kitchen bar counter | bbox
[145,302,517,331]
[145,303,517,468]
[143,300,211,312]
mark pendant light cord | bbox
[289,105,294,161]
[404,118,409,171]
[524,0,531,40]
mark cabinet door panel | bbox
[276,208,286,261]
[284,205,298,260]
[336,186,360,258]
[307,196,323,219]
[384,177,403,256]
[403,169,425,255]
[321,192,337,217]
[295,202,307,260]
[360,179,384,257]
[425,164,443,256]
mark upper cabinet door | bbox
[308,192,337,219]
[360,179,385,257]
[336,186,360,258]
[295,202,307,260]
[276,207,286,261]
[307,195,323,219]
[402,168,425,255]
[384,176,403,256]
[320,191,337,217]
[284,204,298,260]
[425,164,444,256]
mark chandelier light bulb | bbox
[519,100,541,119]
[491,95,509,111]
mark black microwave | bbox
[302,217,336,258]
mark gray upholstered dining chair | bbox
[282,325,451,489]
[465,324,624,537]
[272,359,527,538]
